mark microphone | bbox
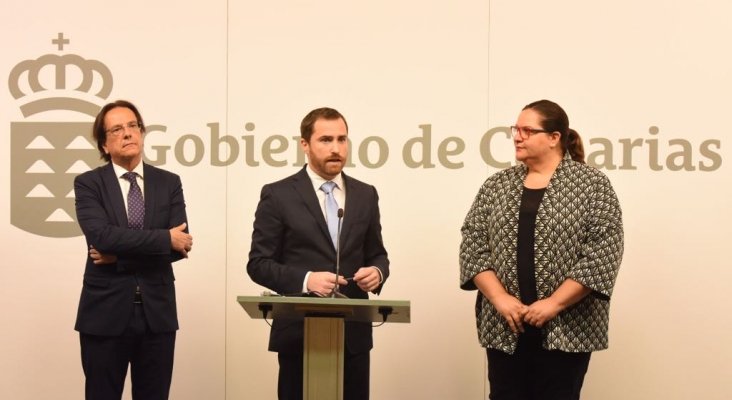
[332,208,347,298]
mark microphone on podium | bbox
[332,208,348,298]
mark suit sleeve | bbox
[246,185,308,295]
[459,179,493,291]
[162,173,188,263]
[364,186,389,294]
[567,172,624,297]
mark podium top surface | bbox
[237,295,410,323]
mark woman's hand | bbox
[523,297,561,328]
[491,292,529,334]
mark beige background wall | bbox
[1,1,730,399]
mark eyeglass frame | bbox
[510,125,552,140]
[106,121,143,137]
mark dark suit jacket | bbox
[247,166,390,354]
[74,162,188,336]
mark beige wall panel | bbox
[0,1,730,399]
[226,2,490,399]
[0,1,228,399]
[488,1,731,399]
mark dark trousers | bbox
[277,350,370,400]
[80,303,176,400]
[487,333,591,400]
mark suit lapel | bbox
[292,167,334,250]
[101,163,128,228]
[339,172,360,251]
[142,163,157,229]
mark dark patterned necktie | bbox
[320,181,340,247]
[123,172,144,230]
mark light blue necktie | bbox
[320,181,340,247]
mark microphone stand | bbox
[332,208,348,298]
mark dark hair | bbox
[523,99,585,163]
[300,107,348,142]
[92,100,146,162]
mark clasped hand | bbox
[493,294,561,334]
[170,223,192,257]
[307,267,381,296]
[307,272,348,296]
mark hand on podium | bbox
[307,271,348,297]
[353,266,382,293]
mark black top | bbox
[517,186,546,336]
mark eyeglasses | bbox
[510,125,549,140]
[106,121,142,137]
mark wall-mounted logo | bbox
[8,33,110,238]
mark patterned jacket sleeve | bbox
[459,180,493,291]
[567,171,624,297]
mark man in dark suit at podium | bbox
[74,100,193,399]
[247,107,390,400]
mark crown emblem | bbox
[8,33,113,118]
[8,33,109,238]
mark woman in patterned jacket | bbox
[459,99,623,399]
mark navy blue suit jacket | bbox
[247,166,390,354]
[74,162,188,335]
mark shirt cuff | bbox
[371,266,384,284]
[302,271,311,293]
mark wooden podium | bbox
[238,295,410,400]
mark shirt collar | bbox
[111,161,144,180]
